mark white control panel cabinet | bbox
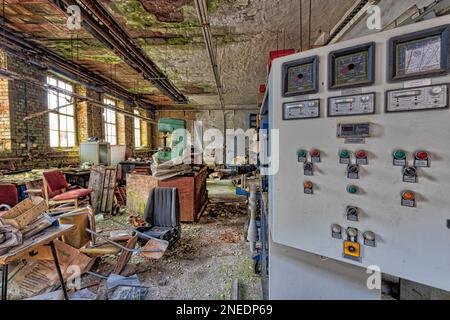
[269,16,450,293]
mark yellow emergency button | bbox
[344,241,360,259]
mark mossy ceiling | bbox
[3,0,357,107]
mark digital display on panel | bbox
[282,56,318,97]
[329,43,375,90]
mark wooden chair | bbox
[42,170,93,209]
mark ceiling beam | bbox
[49,0,188,104]
[0,24,155,110]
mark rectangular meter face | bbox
[386,84,448,113]
[396,35,442,77]
[286,63,314,94]
[334,51,369,86]
[282,100,320,120]
[328,93,375,117]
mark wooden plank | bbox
[231,279,241,300]
[113,235,138,275]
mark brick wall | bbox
[0,50,154,170]
[0,78,11,154]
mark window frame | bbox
[47,76,76,148]
[103,98,117,145]
[134,110,142,148]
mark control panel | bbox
[269,17,450,292]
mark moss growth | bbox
[115,0,158,29]
[214,258,258,300]
[208,0,222,12]
[42,39,123,65]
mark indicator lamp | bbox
[298,150,307,157]
[415,151,429,160]
[340,150,350,158]
[363,231,376,241]
[394,150,406,160]
[347,185,358,194]
[311,149,320,158]
[356,150,367,158]
[332,224,342,233]
[304,181,313,189]
[402,191,415,201]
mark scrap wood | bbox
[6,240,94,300]
[80,243,122,256]
[53,206,97,245]
[113,235,138,275]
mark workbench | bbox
[0,224,75,301]
[127,166,208,222]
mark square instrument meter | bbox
[282,56,319,97]
[388,25,450,81]
[328,42,375,90]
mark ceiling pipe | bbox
[194,0,226,111]
[0,68,157,124]
[48,0,188,104]
[0,24,155,111]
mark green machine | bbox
[157,118,187,162]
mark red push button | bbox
[415,151,429,160]
[311,149,320,157]
[356,150,367,158]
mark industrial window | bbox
[134,110,141,148]
[47,77,76,148]
[103,98,117,145]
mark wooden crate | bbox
[126,166,208,222]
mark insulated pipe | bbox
[247,177,259,254]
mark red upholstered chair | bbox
[0,184,19,213]
[43,170,92,208]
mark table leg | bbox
[2,264,8,301]
[49,241,69,301]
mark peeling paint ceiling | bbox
[2,0,356,107]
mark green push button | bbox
[347,185,358,194]
[394,150,406,160]
[340,150,350,158]
[298,150,307,157]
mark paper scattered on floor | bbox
[107,274,148,300]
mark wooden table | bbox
[0,224,75,301]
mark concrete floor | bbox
[83,179,262,300]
